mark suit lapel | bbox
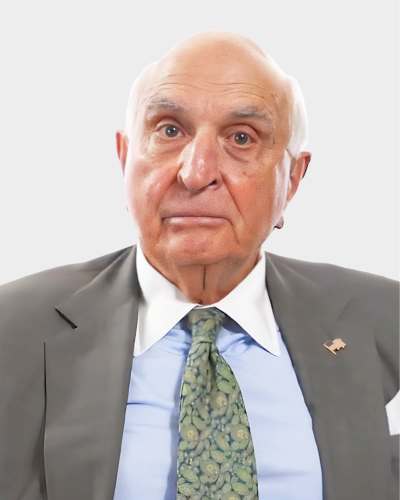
[265,252,393,500]
[44,246,139,500]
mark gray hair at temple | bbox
[285,75,309,159]
[123,45,309,160]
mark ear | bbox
[115,130,129,174]
[286,151,311,203]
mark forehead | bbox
[137,49,289,118]
[138,79,287,132]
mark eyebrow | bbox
[144,97,274,128]
[145,97,187,115]
[227,106,274,128]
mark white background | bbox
[0,0,398,285]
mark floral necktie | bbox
[176,307,259,500]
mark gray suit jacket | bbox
[0,245,398,500]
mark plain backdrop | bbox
[0,0,398,285]
[0,0,399,436]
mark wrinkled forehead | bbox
[141,53,289,122]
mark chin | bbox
[163,238,233,266]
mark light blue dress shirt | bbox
[113,245,323,499]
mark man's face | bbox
[119,45,300,268]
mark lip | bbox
[161,210,226,218]
[163,216,227,226]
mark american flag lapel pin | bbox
[323,338,347,355]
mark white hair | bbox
[123,63,153,141]
[285,75,309,158]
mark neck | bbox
[141,247,261,304]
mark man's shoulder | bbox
[0,245,132,332]
[266,250,399,291]
[0,245,131,297]
[265,251,399,334]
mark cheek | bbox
[231,164,287,226]
[232,169,273,212]
[124,154,172,222]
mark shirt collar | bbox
[134,242,281,357]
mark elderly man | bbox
[0,32,398,500]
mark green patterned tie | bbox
[176,307,259,500]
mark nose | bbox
[177,130,222,192]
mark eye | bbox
[160,124,181,138]
[232,131,253,146]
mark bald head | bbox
[159,32,280,76]
[124,31,308,158]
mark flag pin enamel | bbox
[323,338,347,355]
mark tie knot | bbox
[187,307,226,344]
